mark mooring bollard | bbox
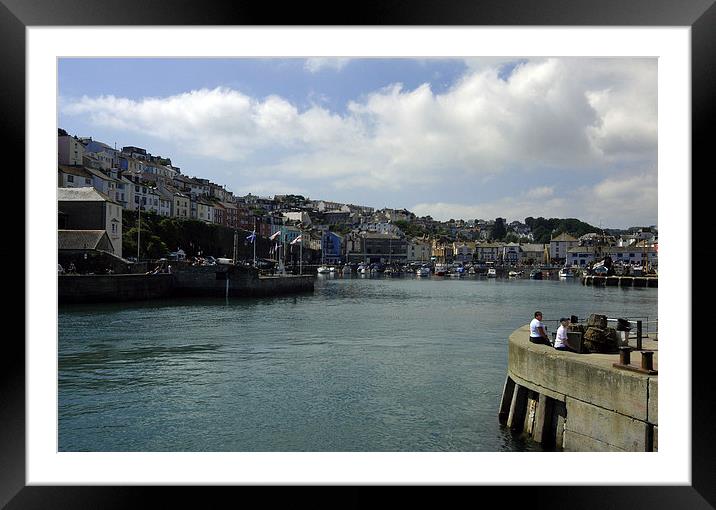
[619,346,633,365]
[641,351,654,371]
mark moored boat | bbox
[558,267,574,278]
[434,263,448,276]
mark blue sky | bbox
[59,57,658,228]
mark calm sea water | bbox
[58,275,657,452]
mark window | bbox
[85,178,92,185]
[67,175,74,182]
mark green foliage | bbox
[330,224,352,235]
[123,211,253,260]
[524,216,600,244]
[394,219,429,238]
[491,217,507,241]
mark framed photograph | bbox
[6,0,706,506]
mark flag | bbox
[290,235,302,245]
[246,230,256,243]
[269,231,281,241]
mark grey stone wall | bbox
[58,273,174,303]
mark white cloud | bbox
[237,179,309,198]
[304,58,351,73]
[62,58,657,223]
[411,170,656,228]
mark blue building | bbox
[322,231,343,264]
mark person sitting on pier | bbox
[529,311,551,345]
[554,317,577,352]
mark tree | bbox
[491,217,507,240]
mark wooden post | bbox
[498,376,516,425]
[507,384,528,431]
[636,320,643,350]
[532,394,554,444]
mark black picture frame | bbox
[4,0,706,506]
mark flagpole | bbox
[233,228,237,265]
[253,218,256,267]
[300,229,303,275]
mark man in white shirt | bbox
[529,311,551,345]
[554,317,577,352]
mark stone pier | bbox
[499,325,658,451]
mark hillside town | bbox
[57,129,658,273]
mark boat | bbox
[357,263,368,274]
[415,266,430,277]
[317,265,330,274]
[434,263,448,276]
[558,267,574,278]
[508,270,522,278]
[529,269,543,279]
[487,268,497,278]
[328,266,336,273]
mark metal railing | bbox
[543,316,658,350]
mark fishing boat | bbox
[487,268,497,278]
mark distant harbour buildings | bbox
[56,129,658,269]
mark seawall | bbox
[499,325,658,451]
[58,273,174,303]
[172,264,314,297]
[58,264,315,303]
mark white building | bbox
[407,239,432,262]
[550,233,579,262]
[58,135,85,166]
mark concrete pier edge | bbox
[500,325,658,451]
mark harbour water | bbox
[58,275,657,452]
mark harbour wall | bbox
[59,265,315,303]
[58,273,174,303]
[499,325,658,451]
[172,264,314,297]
